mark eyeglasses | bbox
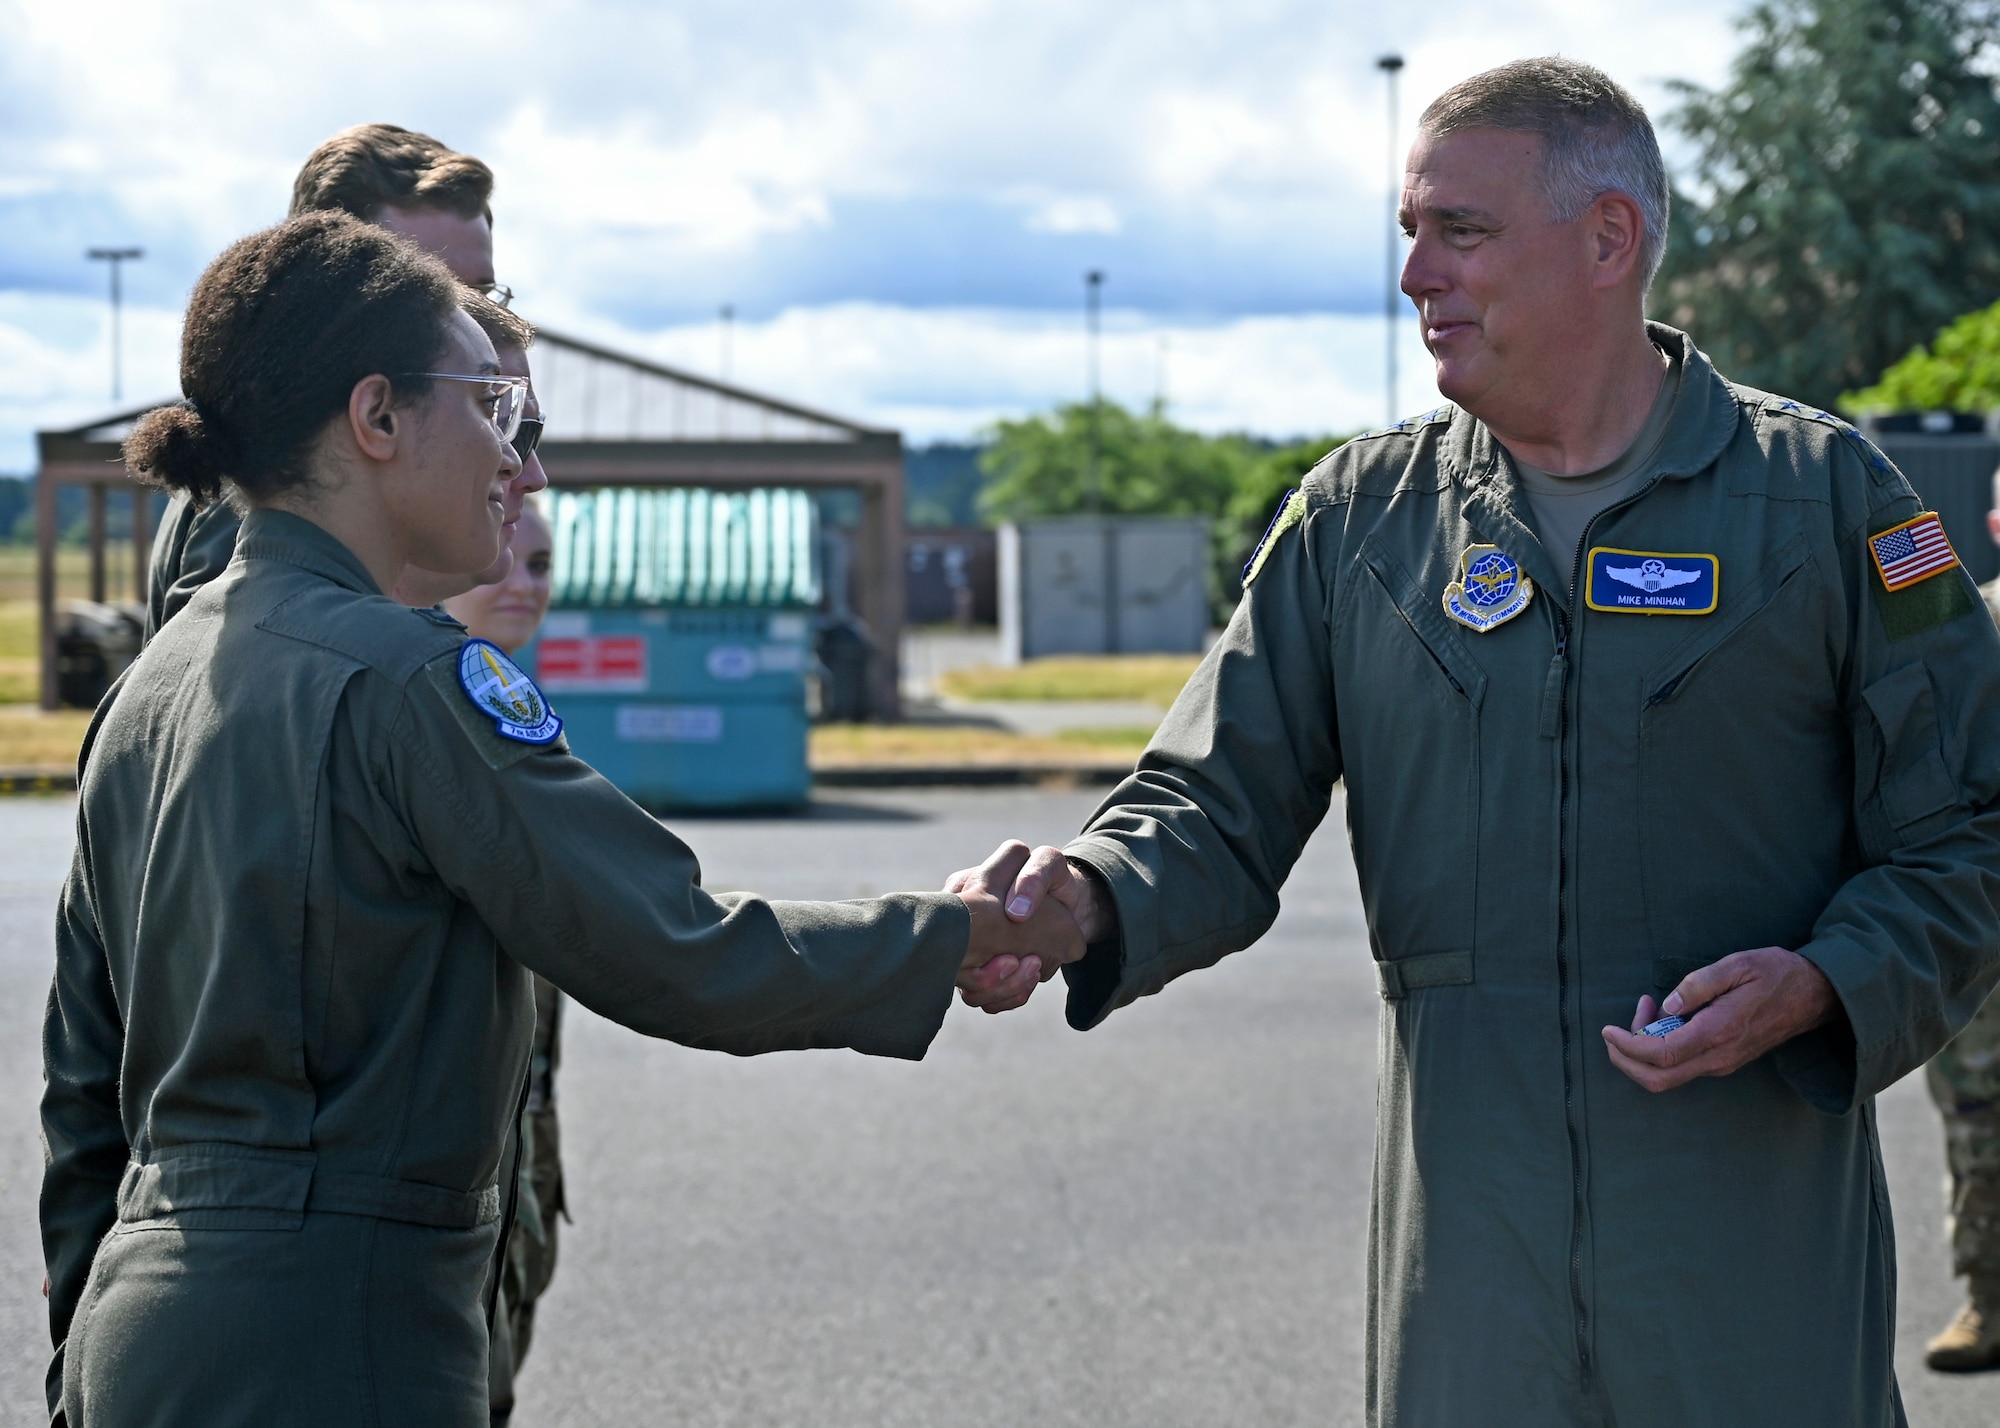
[405,372,530,443]
[478,282,515,308]
[512,415,546,460]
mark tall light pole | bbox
[87,246,144,404]
[1376,54,1404,427]
[1084,269,1104,513]
[718,303,735,385]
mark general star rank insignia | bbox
[458,638,563,745]
[1443,544,1533,632]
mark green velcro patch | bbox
[1868,511,1977,642]
[1243,488,1307,587]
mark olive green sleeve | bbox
[39,821,128,1420]
[145,497,242,641]
[387,662,969,1061]
[1061,493,1343,1030]
[1786,445,2000,1112]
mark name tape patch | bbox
[458,638,563,745]
[1443,544,1534,632]
[1584,548,1719,615]
[1869,512,1959,591]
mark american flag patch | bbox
[1869,513,1959,591]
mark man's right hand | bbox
[950,840,1089,1014]
[945,841,1117,1014]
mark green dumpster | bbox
[522,486,820,809]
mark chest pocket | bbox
[1637,533,1846,972]
[1340,538,1484,991]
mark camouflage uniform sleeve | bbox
[39,815,128,1421]
[1785,434,2000,1111]
[1061,486,1343,1029]
[385,657,970,1061]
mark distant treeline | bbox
[0,477,168,545]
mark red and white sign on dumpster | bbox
[535,635,648,693]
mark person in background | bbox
[147,123,507,638]
[1922,469,2000,1372]
[443,498,562,1424]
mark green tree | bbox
[977,400,1255,522]
[978,400,1346,619]
[1657,0,2000,410]
[1214,436,1347,605]
[1844,297,2000,409]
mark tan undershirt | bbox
[1514,347,1683,586]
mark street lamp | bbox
[86,246,144,404]
[1085,269,1104,513]
[1376,54,1404,427]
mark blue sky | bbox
[0,0,1743,469]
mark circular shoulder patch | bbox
[458,638,563,745]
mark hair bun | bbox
[125,401,233,506]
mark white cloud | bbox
[0,0,1748,463]
[1018,194,1122,235]
[534,301,1444,447]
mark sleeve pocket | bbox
[1861,662,1962,831]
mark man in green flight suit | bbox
[1921,473,2000,1372]
[971,58,2000,1426]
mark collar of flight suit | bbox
[1440,322,1744,612]
[232,507,387,599]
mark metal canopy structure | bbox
[33,328,908,717]
[34,403,162,709]
[529,330,905,717]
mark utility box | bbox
[998,516,1210,663]
[1862,414,2000,585]
[523,487,820,810]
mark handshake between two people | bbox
[949,841,1119,1015]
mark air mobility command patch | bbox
[1443,544,1533,632]
[1243,488,1306,587]
[458,638,563,744]
[1868,510,1974,641]
[1584,549,1719,615]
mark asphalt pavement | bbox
[0,789,1993,1425]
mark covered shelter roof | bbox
[34,329,907,717]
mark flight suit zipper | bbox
[1551,475,1670,1387]
[1552,593,1589,1384]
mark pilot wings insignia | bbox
[1605,558,1702,594]
[1584,548,1719,615]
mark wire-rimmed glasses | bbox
[406,373,530,444]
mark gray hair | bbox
[1418,57,1670,287]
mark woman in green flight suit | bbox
[40,211,1075,1428]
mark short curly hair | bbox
[289,123,494,225]
[124,211,463,507]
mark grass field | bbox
[0,710,1146,779]
[809,722,1147,767]
[0,707,93,770]
[0,543,145,603]
[0,544,148,704]
[935,653,1201,706]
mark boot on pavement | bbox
[1926,1278,2000,1372]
